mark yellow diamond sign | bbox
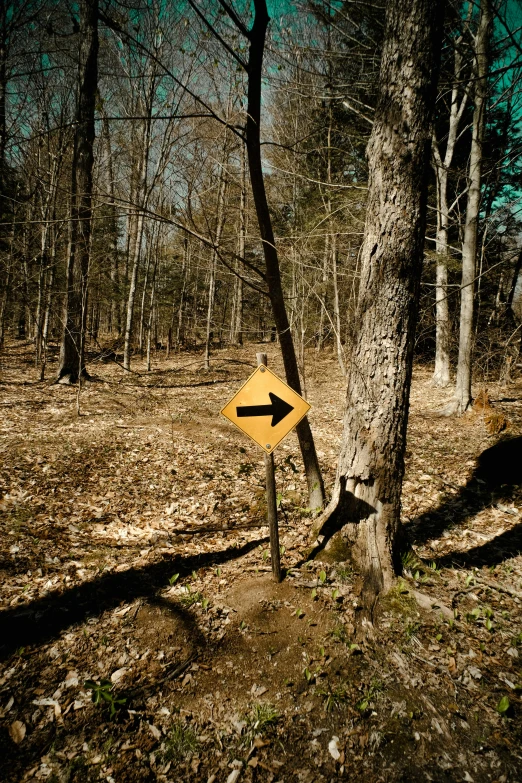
[221,366,311,454]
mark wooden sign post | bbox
[256,353,281,582]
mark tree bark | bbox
[315,0,444,632]
[452,0,491,413]
[246,0,325,510]
[57,0,98,383]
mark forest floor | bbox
[1,340,522,783]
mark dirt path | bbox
[1,341,521,782]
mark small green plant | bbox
[355,679,383,713]
[496,696,510,716]
[317,683,349,712]
[179,587,203,607]
[295,608,304,618]
[319,570,327,584]
[168,573,180,586]
[311,588,318,600]
[335,565,353,583]
[262,549,270,562]
[163,720,199,761]
[331,624,348,644]
[242,703,279,745]
[84,679,126,718]
[405,620,421,639]
[401,550,421,572]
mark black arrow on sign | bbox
[236,392,294,427]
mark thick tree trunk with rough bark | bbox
[57,0,98,383]
[315,0,443,633]
[246,0,325,511]
[452,0,491,414]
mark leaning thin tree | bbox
[188,0,325,510]
[57,0,98,383]
[315,0,444,633]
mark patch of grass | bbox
[163,720,199,761]
[401,549,421,572]
[179,587,203,607]
[334,564,353,583]
[243,703,279,745]
[404,620,422,639]
[317,683,350,712]
[330,624,349,644]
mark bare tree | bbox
[57,0,98,383]
[431,23,470,387]
[451,0,492,413]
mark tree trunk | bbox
[146,250,159,372]
[123,109,151,371]
[57,0,98,383]
[230,142,246,345]
[317,101,333,354]
[315,0,443,633]
[204,143,228,371]
[431,38,469,387]
[331,234,345,376]
[452,0,491,413]
[246,0,325,510]
[40,239,56,381]
[103,115,120,337]
[138,243,152,357]
[175,236,190,350]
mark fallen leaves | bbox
[8,720,26,744]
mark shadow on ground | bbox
[0,538,267,661]
[407,436,522,568]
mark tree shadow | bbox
[407,436,522,569]
[0,537,267,661]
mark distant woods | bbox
[0,0,521,400]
